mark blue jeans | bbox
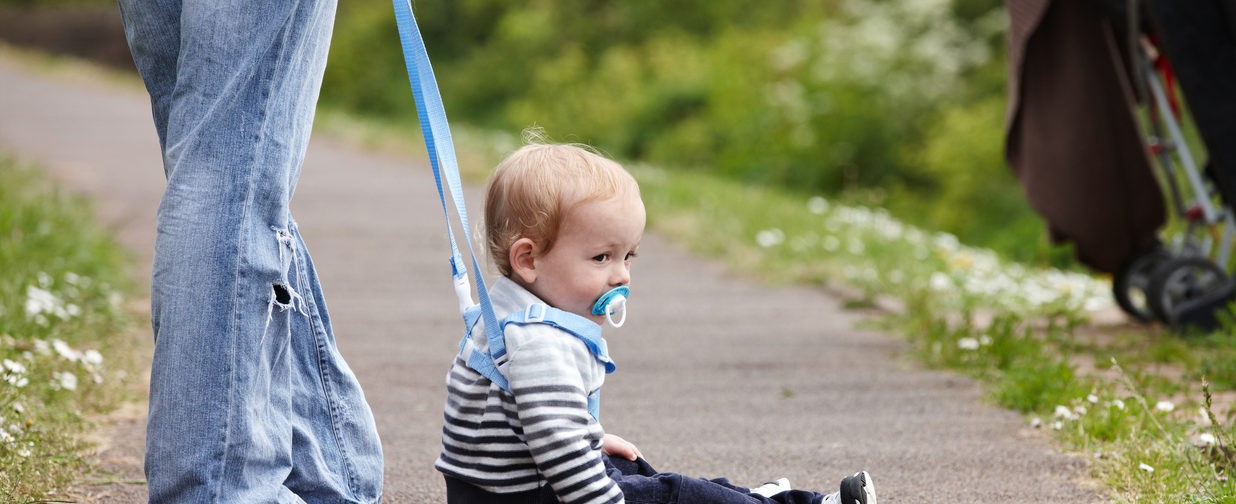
[117,0,384,502]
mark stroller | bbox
[1006,0,1236,332]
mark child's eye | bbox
[592,253,611,263]
[624,251,638,262]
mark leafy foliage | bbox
[321,0,1058,263]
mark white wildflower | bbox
[756,228,785,248]
[3,359,25,375]
[81,349,104,369]
[1139,463,1155,473]
[2,359,28,388]
[32,339,50,355]
[934,233,960,252]
[929,272,951,291]
[1155,400,1175,413]
[1198,433,1218,447]
[957,337,980,351]
[16,445,31,458]
[12,403,23,414]
[1054,405,1077,421]
[1030,417,1042,428]
[1052,420,1064,430]
[1112,399,1126,411]
[822,236,840,252]
[1087,394,1100,404]
[0,429,10,443]
[52,339,81,362]
[24,285,68,321]
[808,196,830,215]
[54,371,78,391]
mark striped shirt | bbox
[436,277,623,504]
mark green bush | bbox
[324,0,1059,265]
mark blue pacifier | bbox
[591,286,630,328]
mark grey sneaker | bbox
[750,477,792,498]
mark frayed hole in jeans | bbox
[273,284,292,305]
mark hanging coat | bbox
[1004,0,1165,274]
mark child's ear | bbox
[509,237,538,284]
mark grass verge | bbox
[639,167,1236,502]
[0,154,139,502]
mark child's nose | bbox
[610,263,630,286]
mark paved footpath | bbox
[0,51,1107,503]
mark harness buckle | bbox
[525,303,547,323]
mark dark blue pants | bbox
[606,456,824,504]
[444,455,825,504]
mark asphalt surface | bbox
[0,50,1108,503]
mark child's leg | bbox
[602,455,825,504]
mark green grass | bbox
[627,151,1236,503]
[0,154,138,502]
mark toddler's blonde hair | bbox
[484,140,639,277]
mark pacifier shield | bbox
[591,286,630,315]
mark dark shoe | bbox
[835,470,876,504]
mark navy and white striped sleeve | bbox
[506,328,622,504]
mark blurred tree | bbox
[320,0,1046,262]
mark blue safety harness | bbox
[459,300,616,420]
[391,1,617,420]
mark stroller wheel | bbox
[1112,245,1172,323]
[1146,256,1231,330]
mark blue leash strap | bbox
[391,0,503,352]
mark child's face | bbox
[526,191,645,325]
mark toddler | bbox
[434,140,877,504]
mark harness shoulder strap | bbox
[457,303,615,420]
[501,304,616,374]
[458,306,509,390]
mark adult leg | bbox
[283,221,383,501]
[119,0,382,501]
[116,0,178,153]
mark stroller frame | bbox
[1112,23,1236,332]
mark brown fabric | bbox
[1004,0,1165,273]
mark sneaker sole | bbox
[838,470,876,504]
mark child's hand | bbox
[602,433,642,461]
